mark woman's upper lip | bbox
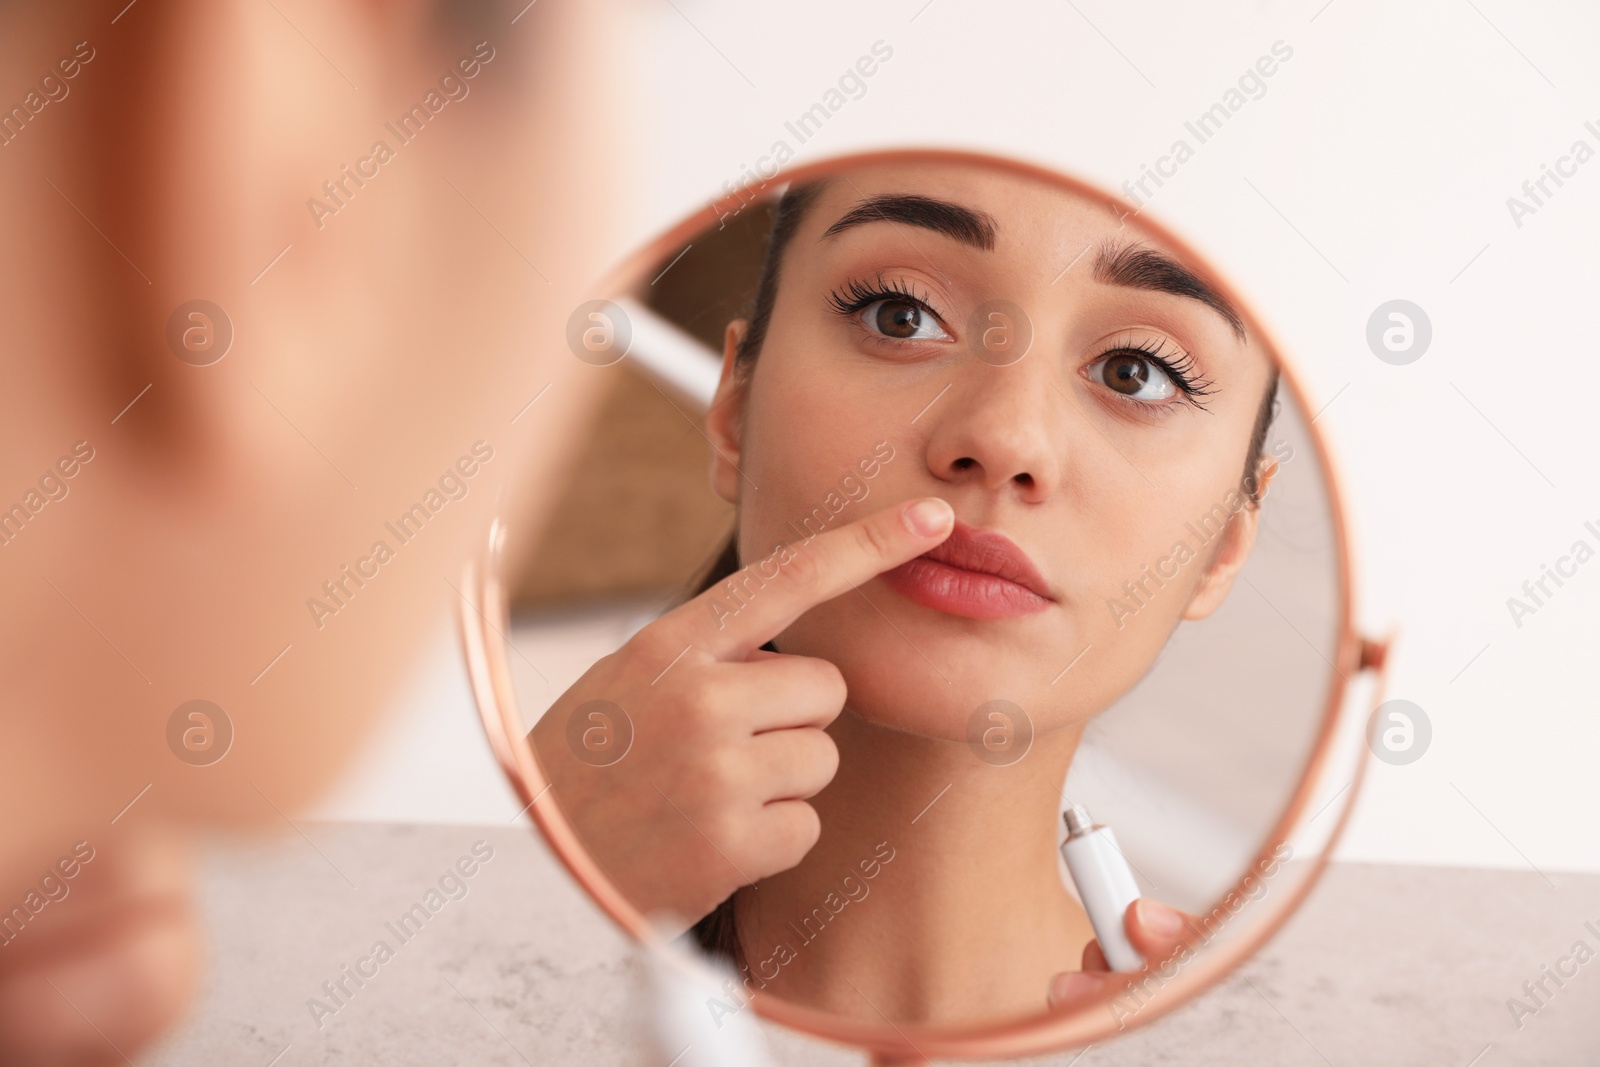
[921,521,1054,600]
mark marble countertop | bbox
[145,823,1598,1066]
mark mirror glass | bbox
[490,152,1345,1036]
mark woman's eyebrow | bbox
[1094,240,1246,340]
[820,193,997,251]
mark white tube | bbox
[1060,804,1144,972]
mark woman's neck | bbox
[733,709,1094,1024]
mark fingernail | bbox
[904,498,953,537]
[1047,971,1099,1008]
[1135,897,1184,937]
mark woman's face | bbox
[708,162,1277,741]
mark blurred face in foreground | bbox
[0,0,629,1060]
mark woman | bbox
[535,158,1281,1024]
[0,2,631,1061]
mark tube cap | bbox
[1063,803,1096,838]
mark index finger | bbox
[665,497,954,660]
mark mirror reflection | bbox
[502,156,1340,1027]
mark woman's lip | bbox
[879,521,1055,621]
[880,558,1052,620]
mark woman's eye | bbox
[1090,351,1177,402]
[861,298,950,341]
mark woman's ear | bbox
[706,320,750,505]
[1180,458,1279,622]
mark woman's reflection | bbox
[685,162,1283,1022]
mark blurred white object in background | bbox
[641,922,775,1067]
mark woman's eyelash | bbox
[825,275,940,320]
[823,287,1210,405]
[1099,335,1216,405]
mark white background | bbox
[318,0,1600,878]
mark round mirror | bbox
[460,149,1384,1062]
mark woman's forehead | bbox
[800,162,1166,259]
[791,162,1257,353]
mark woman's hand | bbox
[1046,898,1199,1010]
[529,497,955,930]
[0,831,199,1066]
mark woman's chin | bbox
[781,621,1109,744]
[835,670,1025,745]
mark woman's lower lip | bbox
[880,557,1052,620]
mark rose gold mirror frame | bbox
[458,148,1391,1065]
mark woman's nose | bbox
[924,364,1061,502]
